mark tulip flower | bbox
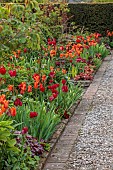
[22,127,28,134]
[8,85,14,92]
[39,84,45,92]
[10,107,16,116]
[30,112,38,118]
[14,98,23,106]
[28,85,32,93]
[9,70,17,77]
[62,85,68,92]
[24,48,27,53]
[0,66,6,75]
[62,79,66,85]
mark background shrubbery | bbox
[68,3,113,36]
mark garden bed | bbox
[0,1,113,170]
[0,33,111,169]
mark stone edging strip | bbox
[39,51,112,170]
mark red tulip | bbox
[52,84,59,89]
[49,79,53,84]
[39,84,45,92]
[22,127,28,134]
[24,48,27,53]
[59,46,64,51]
[76,39,81,43]
[55,61,60,66]
[48,84,59,90]
[48,38,56,46]
[63,110,69,119]
[62,79,66,85]
[9,70,16,77]
[14,98,23,106]
[53,93,58,99]
[30,112,38,118]
[49,95,54,101]
[0,66,6,75]
[49,71,55,78]
[62,85,68,92]
[51,89,58,94]
[69,59,72,63]
[76,58,82,63]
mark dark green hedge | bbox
[68,3,113,35]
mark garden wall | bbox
[68,3,113,35]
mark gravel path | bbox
[65,57,113,169]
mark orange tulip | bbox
[18,82,26,94]
[21,83,26,91]
[28,85,32,92]
[48,45,51,50]
[60,53,64,58]
[34,82,38,89]
[50,66,54,72]
[42,75,46,82]
[3,100,9,109]
[17,50,21,55]
[10,107,16,117]
[0,106,6,116]
[33,75,40,83]
[65,53,69,58]
[69,52,73,58]
[50,50,56,57]
[62,69,67,74]
[9,56,13,60]
[107,31,112,36]
[0,94,5,103]
[13,51,19,58]
[8,85,14,91]
[76,50,81,56]
[0,109,2,116]
[56,68,60,71]
[0,94,9,116]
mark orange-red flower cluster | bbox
[33,73,40,89]
[0,94,9,116]
[107,30,113,37]
[9,107,16,117]
[18,82,26,94]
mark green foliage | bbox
[54,83,82,116]
[0,1,69,58]
[109,41,113,48]
[11,100,61,141]
[93,57,102,69]
[0,119,39,170]
[39,3,69,38]
[0,120,20,168]
[88,44,109,59]
[0,120,19,152]
[68,3,113,36]
[2,150,39,170]
[0,1,51,57]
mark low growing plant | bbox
[0,118,40,170]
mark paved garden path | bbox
[42,51,113,170]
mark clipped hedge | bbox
[68,3,113,35]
